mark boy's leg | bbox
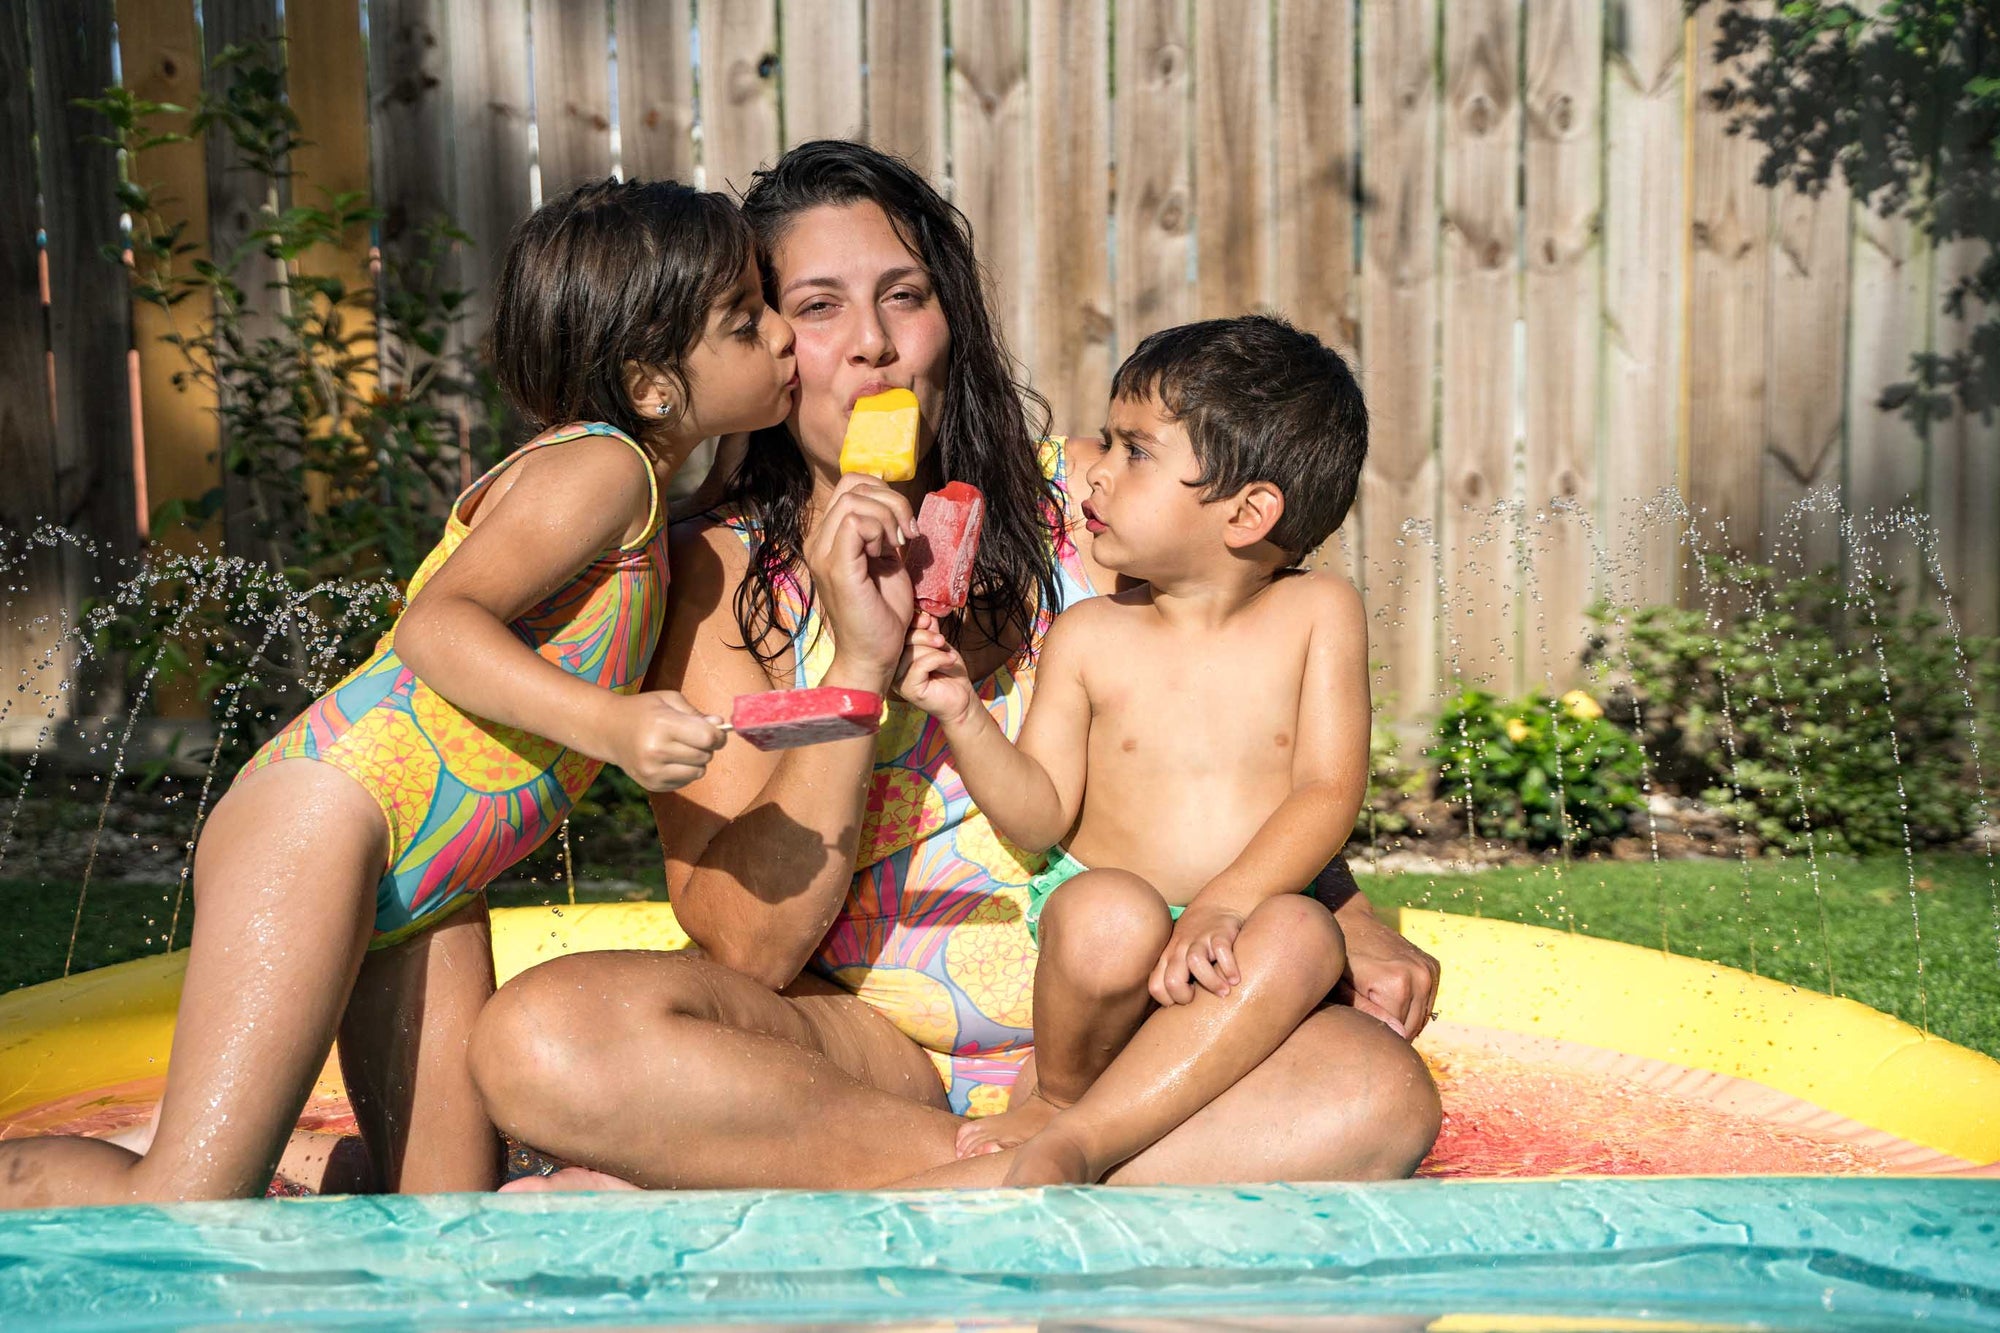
[338,897,504,1194]
[957,869,1171,1156]
[0,762,382,1208]
[1009,892,1346,1186]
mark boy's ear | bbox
[1221,481,1286,551]
[623,361,682,420]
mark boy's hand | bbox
[894,612,980,726]
[604,690,728,791]
[1149,905,1247,1006]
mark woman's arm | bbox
[649,477,919,989]
[393,436,725,790]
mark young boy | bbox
[895,314,1373,1186]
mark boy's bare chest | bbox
[1084,628,1306,768]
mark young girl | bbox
[0,178,797,1208]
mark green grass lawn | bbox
[9,853,1997,1059]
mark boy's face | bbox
[1083,392,1227,581]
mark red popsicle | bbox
[907,481,986,615]
[729,686,884,750]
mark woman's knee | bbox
[1338,1024,1442,1179]
[1038,869,1173,992]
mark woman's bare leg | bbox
[0,762,382,1208]
[468,949,965,1189]
[338,897,503,1194]
[957,870,1170,1157]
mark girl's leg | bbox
[468,949,964,1189]
[0,762,383,1208]
[956,869,1170,1157]
[337,897,503,1194]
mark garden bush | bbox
[1428,686,1646,851]
[1591,559,1998,856]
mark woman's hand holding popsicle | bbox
[803,473,919,688]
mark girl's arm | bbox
[897,609,1092,853]
[394,435,724,790]
[648,477,920,991]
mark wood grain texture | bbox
[698,0,779,197]
[1439,0,1520,692]
[865,0,945,175]
[1113,0,1190,354]
[615,0,695,182]
[1601,0,1684,607]
[532,0,613,195]
[449,0,533,335]
[1762,174,1849,578]
[1523,0,1603,688]
[781,0,862,147]
[1193,0,1270,319]
[947,0,1032,373]
[1357,0,1441,717]
[286,0,373,408]
[1845,203,1929,599]
[1274,0,1355,356]
[368,0,455,403]
[1027,0,1110,435]
[1927,238,1999,635]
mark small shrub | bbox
[1428,686,1646,850]
[1591,560,1999,857]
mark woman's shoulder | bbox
[666,510,757,594]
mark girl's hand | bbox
[1149,906,1246,1006]
[604,690,729,791]
[804,473,918,685]
[895,612,980,726]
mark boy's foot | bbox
[499,1166,643,1193]
[1000,1131,1094,1187]
[955,1089,1067,1158]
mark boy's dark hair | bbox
[1109,315,1368,562]
[489,177,753,443]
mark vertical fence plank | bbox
[698,0,779,196]
[1027,0,1110,434]
[1523,0,1602,687]
[1192,0,1270,319]
[287,0,372,363]
[1926,238,1996,635]
[1763,177,1849,576]
[866,0,945,176]
[1686,4,1770,574]
[948,0,1032,376]
[1113,0,1190,355]
[450,0,532,343]
[616,0,694,182]
[0,2,69,728]
[1439,0,1520,693]
[1357,0,1441,720]
[1845,203,1930,593]
[115,0,219,538]
[1601,1,1684,608]
[780,0,863,147]
[532,0,613,194]
[368,0,454,402]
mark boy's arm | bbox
[1190,573,1370,916]
[900,609,1093,852]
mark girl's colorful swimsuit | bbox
[710,440,1094,1115]
[237,423,669,948]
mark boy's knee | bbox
[1039,869,1172,991]
[1248,893,1346,994]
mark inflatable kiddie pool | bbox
[1,903,1997,1330]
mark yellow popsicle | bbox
[840,388,920,481]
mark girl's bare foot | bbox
[954,1089,1067,1158]
[499,1165,643,1193]
[1000,1130,1095,1186]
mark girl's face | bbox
[676,256,798,438]
[768,202,952,478]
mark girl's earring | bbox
[657,403,674,418]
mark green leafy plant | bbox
[1591,558,1998,856]
[1428,686,1646,850]
[78,42,503,749]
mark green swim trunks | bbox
[1025,846,1184,948]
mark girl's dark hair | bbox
[490,177,753,444]
[725,140,1058,667]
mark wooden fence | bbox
[3,0,1995,732]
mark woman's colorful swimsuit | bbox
[712,440,1094,1115]
[237,423,670,948]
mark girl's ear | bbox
[1221,481,1286,551]
[623,361,683,421]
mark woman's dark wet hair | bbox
[725,140,1059,667]
[490,177,754,445]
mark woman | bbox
[468,141,1442,1188]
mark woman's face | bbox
[767,201,952,476]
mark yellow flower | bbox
[1505,717,1531,743]
[1560,689,1604,721]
